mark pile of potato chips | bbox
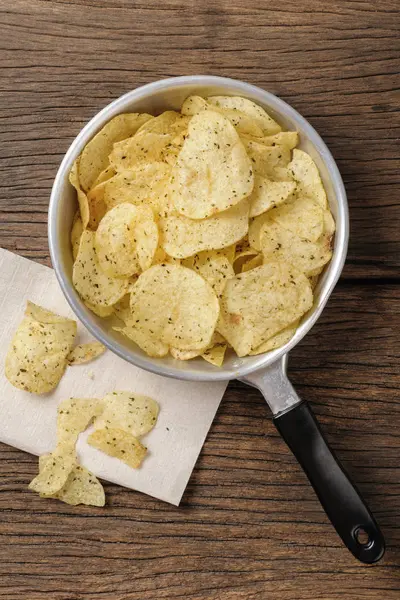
[70,95,335,363]
[29,392,159,506]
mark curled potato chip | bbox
[249,177,296,218]
[202,343,227,367]
[86,180,108,230]
[88,427,147,469]
[103,162,171,216]
[243,138,291,179]
[113,294,131,324]
[94,391,159,437]
[57,397,104,445]
[67,343,106,365]
[288,149,328,209]
[95,203,158,279]
[181,95,263,136]
[128,264,219,353]
[242,131,298,151]
[29,444,76,495]
[170,346,204,360]
[183,251,235,297]
[73,230,130,308]
[115,324,169,357]
[218,262,313,356]
[69,159,90,229]
[5,302,76,394]
[160,199,250,259]
[170,110,253,219]
[241,253,263,273]
[91,166,115,189]
[109,112,184,172]
[78,113,153,191]
[206,96,281,136]
[71,212,83,261]
[260,221,332,277]
[40,459,105,507]
[233,249,260,274]
[249,320,299,355]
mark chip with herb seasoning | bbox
[67,342,106,365]
[93,391,159,438]
[39,458,105,507]
[88,427,147,469]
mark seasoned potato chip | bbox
[242,131,298,151]
[69,159,90,229]
[91,166,115,188]
[218,262,313,356]
[170,110,253,219]
[160,199,250,258]
[260,221,332,277]
[95,204,158,278]
[115,324,169,357]
[57,397,104,445]
[40,459,105,507]
[170,347,204,360]
[271,196,324,242]
[84,301,114,318]
[112,294,131,324]
[86,180,108,229]
[103,162,171,215]
[181,95,263,136]
[242,138,291,179]
[288,149,328,209]
[206,96,281,135]
[249,177,296,218]
[88,427,147,469]
[183,250,235,297]
[109,112,184,172]
[241,253,263,272]
[71,212,83,261]
[93,391,159,437]
[79,113,153,191]
[249,321,299,355]
[29,444,76,495]
[233,249,260,274]
[5,302,76,394]
[248,212,271,250]
[67,343,106,365]
[128,264,219,352]
[73,230,130,308]
[202,343,227,367]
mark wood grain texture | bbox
[0,1,399,599]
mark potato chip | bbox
[202,342,227,367]
[109,112,184,172]
[128,264,219,353]
[86,180,108,230]
[249,320,299,355]
[288,149,328,209]
[67,343,106,365]
[181,95,263,137]
[95,203,158,279]
[218,262,313,356]
[270,196,324,242]
[78,113,153,191]
[73,230,130,308]
[233,249,260,274]
[160,198,250,258]
[112,294,131,324]
[69,159,90,229]
[91,166,115,188]
[71,212,83,261]
[39,459,105,507]
[170,110,253,219]
[88,427,147,469]
[241,253,263,273]
[183,250,235,297]
[56,397,104,445]
[249,177,296,218]
[243,131,298,151]
[29,444,76,495]
[84,301,114,318]
[115,324,169,357]
[248,212,271,250]
[206,96,281,136]
[260,221,332,277]
[242,138,291,179]
[103,162,171,216]
[5,302,77,394]
[93,391,159,437]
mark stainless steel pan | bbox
[48,76,385,563]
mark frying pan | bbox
[48,76,385,563]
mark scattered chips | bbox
[95,203,158,278]
[88,427,147,469]
[5,302,77,394]
[93,391,159,437]
[40,459,105,507]
[67,342,106,365]
[56,397,104,445]
[29,444,77,495]
[70,94,335,364]
[218,262,313,357]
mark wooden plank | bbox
[0,282,399,599]
[0,0,399,276]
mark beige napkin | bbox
[0,248,227,505]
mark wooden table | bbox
[0,1,399,598]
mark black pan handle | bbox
[274,401,385,563]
